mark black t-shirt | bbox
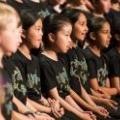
[106,48,120,77]
[12,50,41,101]
[83,48,108,87]
[3,57,27,104]
[59,47,90,95]
[38,54,71,98]
[0,68,13,120]
[7,0,41,14]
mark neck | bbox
[89,45,101,57]
[0,48,4,68]
[19,43,31,59]
[43,49,58,61]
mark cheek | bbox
[28,32,41,48]
[74,27,84,40]
[2,34,18,53]
[55,35,68,52]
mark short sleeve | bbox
[109,56,120,77]
[40,63,57,93]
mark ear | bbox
[115,34,120,41]
[21,29,26,39]
[89,32,96,41]
[48,33,56,43]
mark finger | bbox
[111,100,118,106]
[108,103,118,110]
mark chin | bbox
[5,52,12,57]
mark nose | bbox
[108,32,111,39]
[40,29,43,36]
[68,36,72,43]
[85,25,88,33]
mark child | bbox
[111,0,120,12]
[0,2,32,120]
[38,13,98,120]
[106,14,120,95]
[12,9,62,120]
[83,17,118,98]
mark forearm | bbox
[12,97,31,113]
[58,96,86,119]
[69,89,98,113]
[49,88,85,119]
[81,87,96,107]
[90,95,107,104]
[12,111,29,120]
[27,98,51,113]
[65,95,83,111]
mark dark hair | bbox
[87,17,109,43]
[62,8,85,25]
[89,17,108,32]
[20,9,42,30]
[43,14,71,48]
[109,12,120,45]
[62,8,87,43]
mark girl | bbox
[12,9,62,120]
[39,13,97,120]
[83,17,118,99]
[106,14,120,94]
[0,2,33,120]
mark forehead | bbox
[0,15,19,32]
[34,19,42,27]
[101,22,110,30]
[59,23,72,32]
[77,13,87,22]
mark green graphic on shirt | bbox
[12,67,27,96]
[97,63,108,87]
[56,67,70,94]
[27,70,41,94]
[70,58,88,86]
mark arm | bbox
[49,87,94,120]
[69,89,109,117]
[90,95,118,110]
[89,78,111,98]
[12,96,32,113]
[81,85,96,107]
[27,98,51,113]
[111,77,120,94]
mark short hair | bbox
[43,14,71,48]
[89,17,108,33]
[62,8,85,25]
[0,3,20,31]
[20,9,43,30]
